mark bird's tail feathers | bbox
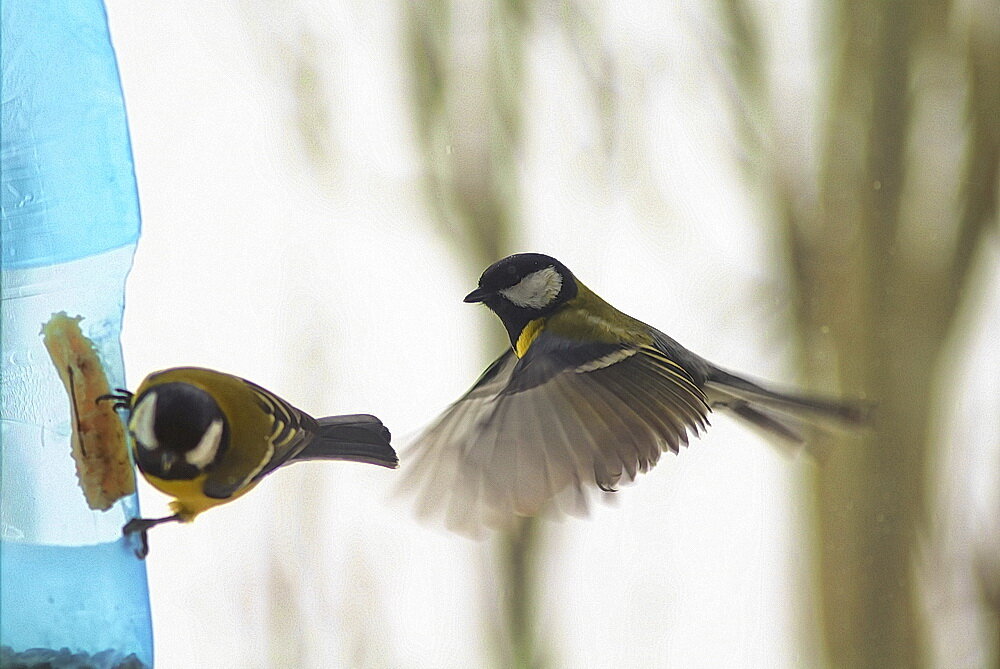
[298,414,398,469]
[727,402,808,444]
[707,368,871,422]
[705,368,873,447]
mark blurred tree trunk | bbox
[404,2,547,667]
[720,0,998,665]
[792,2,996,665]
[793,2,926,665]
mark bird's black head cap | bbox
[464,253,578,347]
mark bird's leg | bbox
[122,514,181,559]
[96,388,134,412]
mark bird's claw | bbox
[97,388,134,412]
[122,518,152,559]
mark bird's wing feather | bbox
[400,331,711,535]
[201,380,315,499]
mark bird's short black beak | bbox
[464,287,494,303]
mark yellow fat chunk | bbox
[41,312,135,511]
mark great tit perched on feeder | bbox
[101,367,397,557]
[402,253,869,535]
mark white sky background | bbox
[104,2,999,668]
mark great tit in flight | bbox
[103,367,397,557]
[402,253,868,535]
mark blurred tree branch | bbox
[404,0,520,271]
[238,0,339,182]
[404,3,546,667]
[952,10,999,296]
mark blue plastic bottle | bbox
[1,1,154,667]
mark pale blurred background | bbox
[104,1,997,667]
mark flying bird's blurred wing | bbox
[400,332,711,535]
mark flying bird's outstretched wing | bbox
[400,331,711,535]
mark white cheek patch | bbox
[129,393,159,451]
[499,266,563,309]
[185,419,224,468]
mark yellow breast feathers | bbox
[515,318,547,357]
